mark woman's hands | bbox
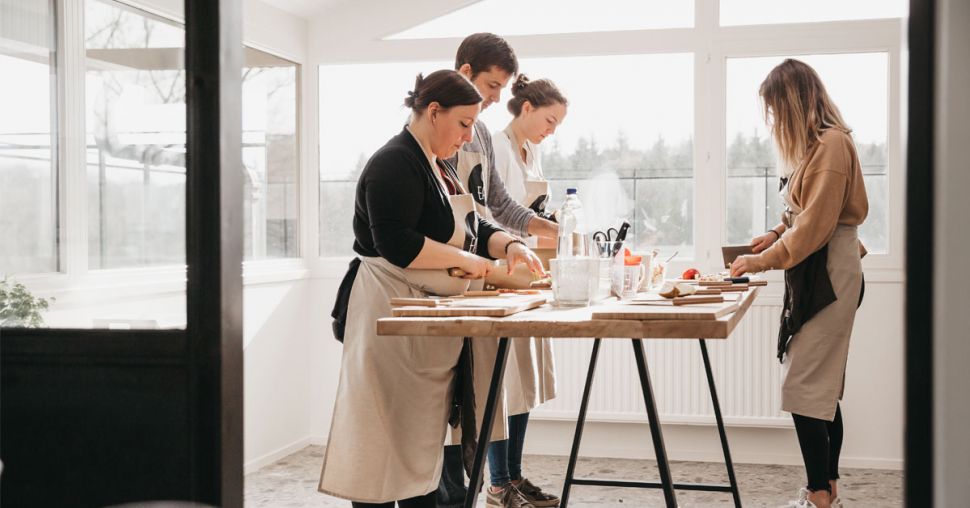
[733,228,782,277]
[730,255,756,278]
[458,251,495,280]
[750,230,780,253]
[506,242,546,276]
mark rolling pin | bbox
[672,295,725,306]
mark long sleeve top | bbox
[352,127,503,268]
[447,119,536,237]
[750,129,869,272]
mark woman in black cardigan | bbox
[320,70,543,508]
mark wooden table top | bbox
[377,287,760,339]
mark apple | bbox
[681,268,700,280]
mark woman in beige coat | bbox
[319,70,543,508]
[731,59,868,508]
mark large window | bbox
[85,0,299,269]
[0,0,57,275]
[85,0,187,269]
[318,60,449,257]
[319,7,904,271]
[242,50,300,260]
[725,53,889,254]
[478,54,695,256]
[319,55,694,258]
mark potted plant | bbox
[0,278,55,328]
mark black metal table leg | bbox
[464,337,511,508]
[699,338,742,507]
[631,338,678,508]
[560,338,602,508]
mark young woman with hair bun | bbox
[482,74,569,508]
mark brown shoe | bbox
[485,484,537,508]
[515,478,560,507]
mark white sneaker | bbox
[830,496,843,508]
[780,488,818,508]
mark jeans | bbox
[487,412,530,486]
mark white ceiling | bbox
[261,0,348,18]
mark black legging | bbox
[791,404,844,493]
[351,491,437,508]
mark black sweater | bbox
[352,127,503,267]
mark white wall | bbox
[934,0,970,504]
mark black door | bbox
[1,1,244,506]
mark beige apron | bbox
[779,183,862,422]
[448,133,511,446]
[498,127,558,416]
[319,190,479,502]
[506,178,557,415]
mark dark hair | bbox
[454,32,518,78]
[404,70,483,114]
[506,74,568,116]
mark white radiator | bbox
[531,301,791,427]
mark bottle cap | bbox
[566,188,577,195]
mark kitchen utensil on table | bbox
[721,245,755,268]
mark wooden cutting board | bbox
[391,294,548,317]
[591,298,740,321]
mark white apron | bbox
[779,183,863,422]
[319,189,480,502]
[498,126,558,416]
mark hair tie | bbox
[407,90,416,98]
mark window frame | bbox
[313,1,905,283]
[13,0,311,301]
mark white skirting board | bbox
[521,419,903,471]
[278,426,902,473]
[245,437,314,476]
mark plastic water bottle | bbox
[557,188,587,258]
[553,188,590,306]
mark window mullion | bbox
[56,0,88,280]
[692,0,723,269]
[302,65,320,261]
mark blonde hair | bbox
[759,59,851,172]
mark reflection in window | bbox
[720,0,907,26]
[320,54,694,258]
[725,53,889,253]
[0,0,57,275]
[386,0,693,39]
[242,50,300,260]
[85,0,186,269]
[84,0,300,268]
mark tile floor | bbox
[245,446,902,507]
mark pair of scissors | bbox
[592,228,621,242]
